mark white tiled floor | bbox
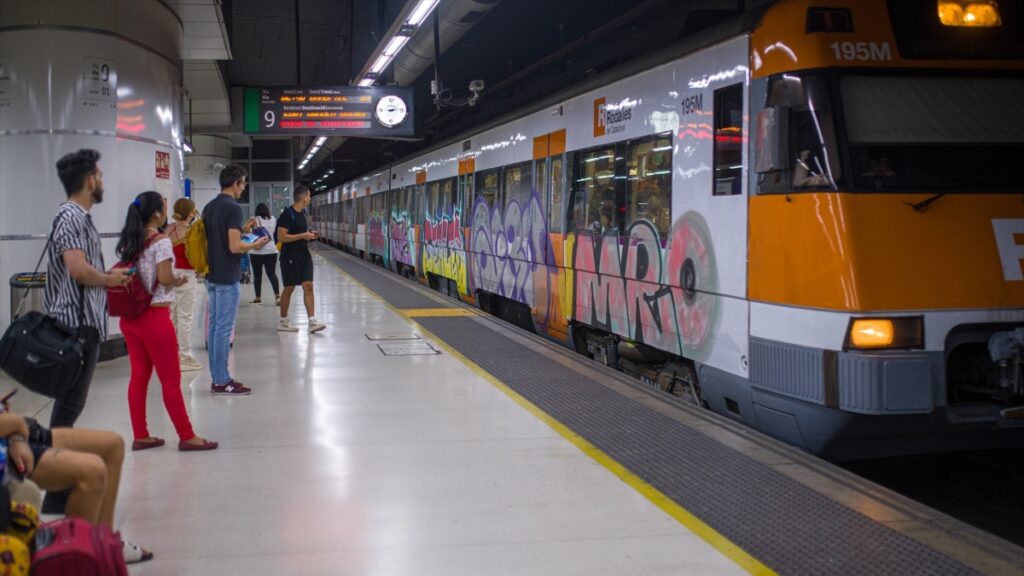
[6,257,745,575]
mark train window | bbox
[713,84,743,196]
[574,146,622,235]
[460,174,474,217]
[549,155,564,233]
[625,133,673,237]
[426,181,440,219]
[503,161,532,208]
[535,159,548,213]
[759,73,841,194]
[440,178,456,215]
[475,169,501,211]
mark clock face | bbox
[375,95,408,128]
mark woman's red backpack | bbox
[107,236,159,320]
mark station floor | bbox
[8,255,746,575]
[6,247,1023,575]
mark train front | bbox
[747,0,1024,458]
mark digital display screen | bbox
[243,86,414,137]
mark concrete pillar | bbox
[185,134,232,213]
[0,0,184,336]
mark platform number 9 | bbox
[264,110,275,127]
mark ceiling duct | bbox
[392,0,502,86]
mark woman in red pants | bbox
[115,191,218,452]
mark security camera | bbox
[469,79,485,93]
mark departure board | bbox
[243,86,414,137]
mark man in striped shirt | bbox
[44,149,131,429]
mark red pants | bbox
[121,306,196,441]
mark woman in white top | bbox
[243,202,280,305]
[114,191,218,453]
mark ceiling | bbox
[182,0,772,187]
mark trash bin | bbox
[9,273,46,320]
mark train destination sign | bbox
[243,86,414,137]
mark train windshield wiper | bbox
[905,192,947,213]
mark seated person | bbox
[0,409,152,564]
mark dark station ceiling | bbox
[221,0,764,191]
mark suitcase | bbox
[31,518,128,576]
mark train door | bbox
[532,130,569,339]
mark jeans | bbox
[206,281,240,385]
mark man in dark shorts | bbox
[277,185,325,333]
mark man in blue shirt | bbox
[202,165,269,395]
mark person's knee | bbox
[105,433,125,464]
[302,282,313,291]
[76,455,107,495]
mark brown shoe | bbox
[179,438,219,451]
[132,437,165,451]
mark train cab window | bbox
[626,133,673,237]
[503,161,532,209]
[574,146,623,235]
[713,84,743,196]
[758,73,841,194]
[475,169,501,212]
[549,155,564,233]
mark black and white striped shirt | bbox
[43,202,107,340]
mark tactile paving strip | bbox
[418,317,980,576]
[316,250,443,309]
[320,247,981,575]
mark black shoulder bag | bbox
[0,226,90,398]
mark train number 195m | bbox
[829,41,892,62]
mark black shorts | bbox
[280,252,313,287]
[25,417,53,463]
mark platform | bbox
[3,246,1022,575]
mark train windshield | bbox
[839,74,1024,192]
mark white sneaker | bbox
[308,318,326,333]
[179,355,204,371]
[122,539,153,564]
[278,319,299,332]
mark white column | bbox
[0,0,183,335]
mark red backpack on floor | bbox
[107,237,158,320]
[31,518,128,576]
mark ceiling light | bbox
[358,78,376,87]
[406,0,441,26]
[383,35,410,58]
[370,54,391,74]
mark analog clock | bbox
[374,95,409,128]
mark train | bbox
[310,0,1024,460]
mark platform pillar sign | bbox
[156,151,171,179]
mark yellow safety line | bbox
[316,253,776,575]
[402,308,479,317]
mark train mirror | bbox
[755,106,790,174]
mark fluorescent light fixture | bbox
[383,35,410,58]
[182,139,194,154]
[358,78,376,87]
[370,54,392,74]
[406,0,441,26]
[315,136,327,146]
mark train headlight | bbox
[845,317,924,351]
[938,1,1002,27]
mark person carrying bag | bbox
[0,231,93,399]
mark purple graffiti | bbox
[389,210,414,267]
[471,193,554,314]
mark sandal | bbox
[179,437,219,451]
[251,298,262,304]
[122,539,154,564]
[131,437,165,451]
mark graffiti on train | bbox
[389,209,414,267]
[367,211,387,258]
[471,193,556,322]
[421,206,468,294]
[573,212,719,359]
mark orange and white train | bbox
[312,0,1024,459]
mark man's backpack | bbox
[184,218,209,276]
